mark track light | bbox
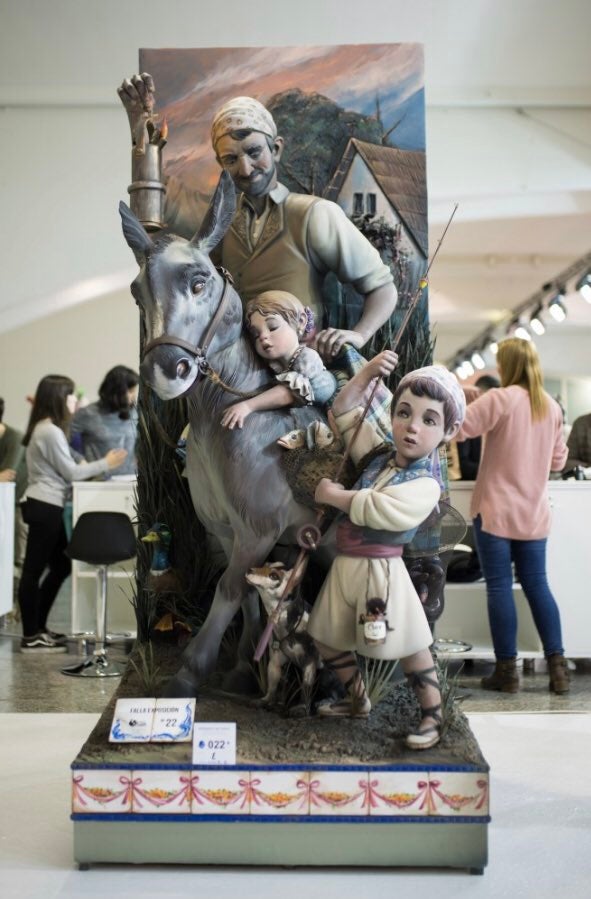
[514,325,531,341]
[487,338,498,355]
[576,272,591,303]
[470,350,486,370]
[529,304,546,335]
[548,290,567,322]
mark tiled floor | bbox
[2,599,590,715]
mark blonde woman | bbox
[457,338,569,693]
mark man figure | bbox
[118,77,397,359]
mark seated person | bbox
[566,411,591,470]
[71,365,139,476]
[0,396,24,487]
[221,290,337,429]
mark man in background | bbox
[566,411,591,470]
[457,374,500,479]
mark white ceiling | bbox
[1,0,590,366]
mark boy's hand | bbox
[221,401,252,429]
[364,350,398,382]
[314,477,344,505]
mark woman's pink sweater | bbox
[456,385,568,539]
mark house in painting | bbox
[324,138,428,304]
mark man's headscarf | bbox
[211,97,277,150]
[397,364,466,424]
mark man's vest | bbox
[221,192,326,322]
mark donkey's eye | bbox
[191,280,206,295]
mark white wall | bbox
[0,289,139,433]
[1,0,590,427]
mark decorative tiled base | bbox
[71,761,489,871]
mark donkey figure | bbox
[120,171,329,698]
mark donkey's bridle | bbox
[141,267,262,400]
[141,267,234,377]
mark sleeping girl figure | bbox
[220,290,337,429]
[306,351,466,750]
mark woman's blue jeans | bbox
[472,515,564,659]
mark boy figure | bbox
[307,351,465,750]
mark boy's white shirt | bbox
[333,405,441,532]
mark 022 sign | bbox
[193,722,236,765]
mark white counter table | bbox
[437,481,591,659]
[0,482,15,617]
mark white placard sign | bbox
[109,698,195,743]
[193,722,236,766]
[151,699,196,742]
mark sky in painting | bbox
[140,44,425,193]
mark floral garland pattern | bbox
[72,771,489,817]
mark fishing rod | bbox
[253,204,459,662]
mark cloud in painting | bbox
[142,44,425,191]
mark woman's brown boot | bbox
[481,658,519,693]
[548,655,570,695]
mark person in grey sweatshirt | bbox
[18,375,127,653]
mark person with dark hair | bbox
[456,374,500,480]
[0,397,25,489]
[0,397,28,573]
[456,339,569,694]
[18,375,127,653]
[565,411,591,470]
[71,365,139,476]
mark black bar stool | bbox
[61,511,136,678]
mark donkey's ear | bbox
[191,170,236,255]
[119,201,153,265]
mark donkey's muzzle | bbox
[141,343,198,399]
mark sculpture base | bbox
[73,819,487,872]
[70,655,489,872]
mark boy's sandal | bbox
[317,667,371,718]
[405,703,442,750]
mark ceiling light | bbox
[487,338,498,355]
[548,291,567,322]
[529,304,546,335]
[462,359,475,377]
[471,350,486,370]
[514,325,532,341]
[576,272,591,303]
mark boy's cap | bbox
[397,364,466,424]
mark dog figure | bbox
[245,562,321,711]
